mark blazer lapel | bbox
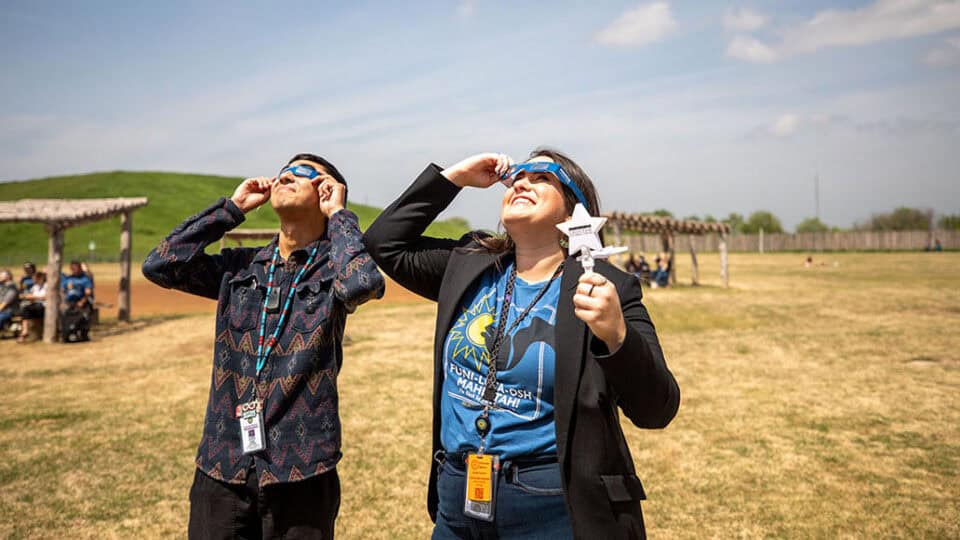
[554,255,587,465]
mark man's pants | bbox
[188,467,340,540]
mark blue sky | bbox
[1,0,958,230]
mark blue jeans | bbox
[432,454,573,540]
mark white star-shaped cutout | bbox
[556,203,607,255]
[556,203,628,273]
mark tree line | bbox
[642,208,960,234]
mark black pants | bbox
[188,467,340,540]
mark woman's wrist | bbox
[601,320,627,353]
[440,165,467,188]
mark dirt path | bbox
[92,274,426,318]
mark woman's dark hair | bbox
[288,153,348,206]
[475,147,602,254]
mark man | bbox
[61,261,94,310]
[0,270,19,330]
[20,262,36,291]
[143,153,384,539]
[59,260,95,342]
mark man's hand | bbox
[230,177,274,213]
[442,153,514,189]
[573,271,627,353]
[316,177,346,218]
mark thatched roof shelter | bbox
[603,212,730,287]
[0,197,149,342]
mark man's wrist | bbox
[229,197,251,214]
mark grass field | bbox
[0,171,470,265]
[1,253,958,538]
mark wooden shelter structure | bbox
[0,197,149,342]
[603,212,730,287]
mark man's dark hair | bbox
[70,260,81,266]
[287,153,348,206]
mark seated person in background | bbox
[624,253,652,286]
[0,270,19,330]
[61,261,94,312]
[20,262,36,291]
[80,261,95,289]
[61,261,94,342]
[638,254,651,283]
[18,271,46,343]
[650,252,672,289]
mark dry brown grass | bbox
[1,253,957,538]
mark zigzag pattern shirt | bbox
[143,198,384,487]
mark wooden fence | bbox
[617,229,959,254]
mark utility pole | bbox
[814,172,820,221]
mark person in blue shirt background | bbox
[19,262,36,292]
[61,260,93,310]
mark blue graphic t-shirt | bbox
[440,262,561,460]
[61,273,93,303]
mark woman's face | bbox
[500,156,570,234]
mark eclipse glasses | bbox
[278,164,324,180]
[500,162,589,209]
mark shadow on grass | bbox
[92,313,195,338]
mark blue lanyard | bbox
[255,244,319,375]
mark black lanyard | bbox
[480,261,564,404]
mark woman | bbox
[18,271,46,343]
[364,149,680,539]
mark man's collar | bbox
[252,234,329,264]
[253,236,280,263]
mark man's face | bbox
[70,263,82,276]
[271,160,338,213]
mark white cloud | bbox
[923,35,960,65]
[729,0,960,63]
[595,2,677,47]
[769,113,800,137]
[726,35,779,63]
[723,7,767,32]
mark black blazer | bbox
[364,165,680,539]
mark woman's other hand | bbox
[573,271,627,353]
[442,153,513,189]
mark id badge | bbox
[463,453,499,522]
[236,401,265,454]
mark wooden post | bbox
[720,232,729,288]
[759,227,765,253]
[44,224,64,343]
[118,210,132,322]
[688,235,699,286]
[668,232,677,286]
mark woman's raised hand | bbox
[442,153,514,189]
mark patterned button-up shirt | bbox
[143,198,384,486]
